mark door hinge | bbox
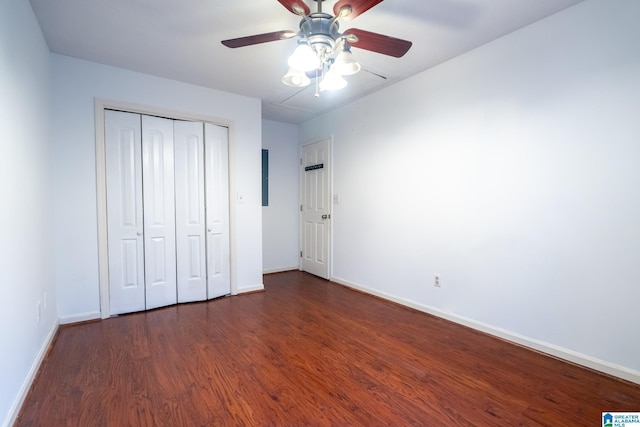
[300,204,303,212]
[300,158,303,165]
[300,251,303,258]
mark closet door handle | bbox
[137,232,142,236]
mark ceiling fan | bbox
[221,0,412,93]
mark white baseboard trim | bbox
[235,284,265,295]
[263,267,299,275]
[331,275,640,385]
[58,311,101,325]
[3,320,59,427]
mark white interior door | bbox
[205,123,231,299]
[174,120,207,302]
[300,139,331,279]
[105,110,145,315]
[141,115,178,310]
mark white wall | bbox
[51,55,264,321]
[262,120,300,273]
[300,0,640,380]
[0,1,57,426]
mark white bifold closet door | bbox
[174,120,207,303]
[141,115,178,310]
[204,123,230,299]
[175,122,230,301]
[105,110,230,316]
[105,111,146,314]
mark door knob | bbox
[322,214,330,219]
[137,232,142,236]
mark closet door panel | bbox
[205,123,231,299]
[174,121,207,302]
[105,110,145,315]
[142,115,177,310]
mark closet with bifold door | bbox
[104,109,230,316]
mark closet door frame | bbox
[95,99,237,319]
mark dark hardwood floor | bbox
[16,271,640,426]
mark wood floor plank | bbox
[16,271,640,426]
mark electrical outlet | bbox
[434,274,441,287]
[36,301,42,323]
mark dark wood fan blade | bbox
[333,0,383,20]
[344,28,412,58]
[221,31,297,48]
[277,0,310,15]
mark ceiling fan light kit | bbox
[282,2,360,93]
[221,0,412,96]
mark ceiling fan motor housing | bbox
[300,13,341,59]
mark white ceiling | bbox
[29,0,584,124]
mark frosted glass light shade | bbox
[332,49,361,76]
[288,44,321,72]
[282,68,311,87]
[319,68,347,91]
